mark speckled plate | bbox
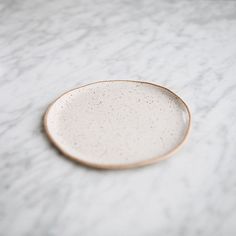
[44,80,191,169]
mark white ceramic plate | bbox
[44,80,191,169]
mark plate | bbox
[44,80,191,169]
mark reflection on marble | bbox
[0,0,236,235]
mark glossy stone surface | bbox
[1,0,236,235]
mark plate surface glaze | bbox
[44,80,191,169]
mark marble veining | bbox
[0,0,236,235]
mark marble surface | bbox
[0,0,236,235]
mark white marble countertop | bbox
[1,0,236,235]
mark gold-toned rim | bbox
[43,80,192,169]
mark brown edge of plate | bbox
[43,80,192,170]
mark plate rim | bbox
[43,80,192,169]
